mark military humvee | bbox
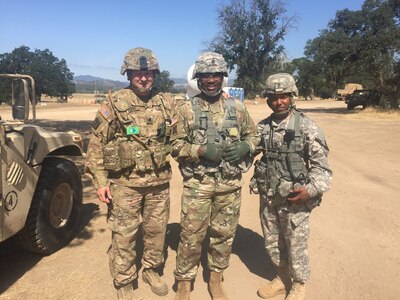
[0,74,83,254]
[336,83,363,101]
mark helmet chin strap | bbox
[198,81,222,97]
[270,99,295,117]
[130,83,153,95]
[136,86,152,93]
[274,109,290,116]
[200,87,221,97]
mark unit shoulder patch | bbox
[92,117,102,130]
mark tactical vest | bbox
[103,94,171,173]
[252,109,308,196]
[180,97,245,178]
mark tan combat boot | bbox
[208,271,229,300]
[174,280,191,300]
[257,277,285,299]
[285,282,305,300]
[116,284,143,300]
[142,268,168,296]
[257,265,292,299]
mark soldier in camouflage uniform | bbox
[171,52,259,300]
[85,47,177,300]
[250,73,332,300]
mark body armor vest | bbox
[252,109,309,196]
[180,97,245,178]
[103,94,171,173]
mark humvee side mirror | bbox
[0,74,36,122]
[12,78,30,121]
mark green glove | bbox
[199,144,222,162]
[222,141,250,162]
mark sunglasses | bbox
[198,73,224,80]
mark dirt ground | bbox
[1,99,399,300]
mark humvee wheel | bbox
[14,158,82,254]
[49,182,74,228]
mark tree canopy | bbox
[296,0,400,106]
[0,46,75,102]
[207,0,295,97]
[154,70,175,93]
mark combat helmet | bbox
[192,52,228,79]
[120,47,160,76]
[264,73,298,96]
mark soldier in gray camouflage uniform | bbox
[250,73,332,300]
[85,47,177,300]
[171,52,259,300]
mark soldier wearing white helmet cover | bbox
[251,73,332,300]
[86,47,177,300]
[171,52,259,300]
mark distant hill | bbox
[73,75,235,93]
[171,77,187,85]
[73,75,127,93]
[73,75,188,93]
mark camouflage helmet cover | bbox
[192,51,228,79]
[264,73,298,96]
[120,47,160,75]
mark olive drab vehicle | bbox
[0,74,83,254]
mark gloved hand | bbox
[222,141,250,162]
[198,144,222,162]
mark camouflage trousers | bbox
[259,193,311,283]
[107,183,170,287]
[174,186,241,281]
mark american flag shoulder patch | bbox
[99,105,112,120]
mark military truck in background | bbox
[345,89,381,110]
[0,74,83,254]
[336,83,363,101]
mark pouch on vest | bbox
[103,142,121,172]
[250,159,269,194]
[118,141,134,170]
[153,149,168,168]
[135,149,153,172]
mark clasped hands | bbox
[198,141,250,162]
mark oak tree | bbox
[0,46,75,103]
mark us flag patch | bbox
[99,105,111,119]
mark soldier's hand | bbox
[287,186,310,205]
[222,141,250,162]
[97,186,112,204]
[198,144,221,162]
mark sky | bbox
[0,0,365,82]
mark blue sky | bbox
[0,0,365,81]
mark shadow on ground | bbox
[0,173,101,293]
[0,200,99,294]
[162,223,275,283]
[297,104,348,115]
[232,225,275,280]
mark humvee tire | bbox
[14,158,82,254]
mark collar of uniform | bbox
[271,110,293,128]
[127,89,158,107]
[199,94,225,112]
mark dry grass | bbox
[350,106,400,119]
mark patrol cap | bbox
[120,47,160,75]
[264,73,298,96]
[192,52,228,79]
